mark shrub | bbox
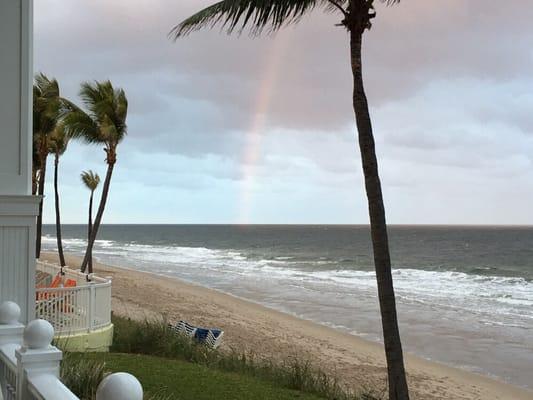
[60,353,105,400]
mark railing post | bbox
[15,320,61,400]
[96,373,143,400]
[88,283,96,332]
[0,303,24,347]
[0,302,24,400]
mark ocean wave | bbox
[43,236,114,249]
[42,236,533,323]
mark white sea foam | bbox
[43,237,533,324]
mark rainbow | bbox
[238,32,292,224]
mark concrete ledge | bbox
[54,324,114,353]
[0,195,40,216]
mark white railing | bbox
[0,301,142,400]
[35,262,111,335]
[36,261,109,287]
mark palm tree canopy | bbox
[48,123,69,156]
[171,0,398,37]
[63,81,128,149]
[33,73,61,140]
[34,73,60,99]
[81,170,101,192]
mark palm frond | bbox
[62,109,101,144]
[33,73,62,142]
[34,73,60,99]
[171,0,336,38]
[72,81,128,147]
[81,170,101,191]
[48,123,69,156]
[171,0,399,38]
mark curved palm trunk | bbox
[350,29,409,400]
[81,162,115,273]
[54,152,66,267]
[36,152,47,259]
[87,191,94,274]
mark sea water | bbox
[42,225,533,389]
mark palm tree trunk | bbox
[81,161,114,272]
[88,191,94,274]
[32,168,38,195]
[36,152,47,259]
[350,29,410,400]
[54,152,66,267]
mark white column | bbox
[0,0,39,324]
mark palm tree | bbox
[172,2,409,399]
[80,170,101,274]
[63,81,128,273]
[33,73,62,259]
[48,124,69,268]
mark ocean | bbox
[42,224,533,389]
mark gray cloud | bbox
[35,0,533,224]
[36,0,533,137]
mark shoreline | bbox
[40,252,533,400]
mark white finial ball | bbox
[0,301,21,324]
[96,373,143,400]
[24,319,54,349]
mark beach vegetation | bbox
[33,73,63,259]
[63,352,335,400]
[108,315,380,400]
[61,352,106,400]
[48,123,70,267]
[62,81,128,273]
[80,170,101,274]
[171,1,409,399]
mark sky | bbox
[35,0,533,225]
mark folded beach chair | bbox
[204,329,224,350]
[36,274,64,301]
[50,274,62,288]
[169,320,197,338]
[64,279,77,288]
[170,321,224,349]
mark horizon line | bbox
[42,223,533,228]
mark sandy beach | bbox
[41,252,532,400]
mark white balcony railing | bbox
[35,262,112,335]
[0,301,142,400]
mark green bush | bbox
[61,352,105,400]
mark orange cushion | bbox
[64,279,77,288]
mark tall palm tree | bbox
[33,73,62,259]
[48,124,69,268]
[63,81,128,273]
[80,170,101,274]
[171,2,409,399]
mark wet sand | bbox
[41,252,533,400]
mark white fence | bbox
[35,262,112,335]
[0,301,142,400]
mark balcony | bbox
[34,261,113,352]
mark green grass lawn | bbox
[81,353,325,400]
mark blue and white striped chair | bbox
[170,321,224,349]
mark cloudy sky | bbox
[35,0,533,225]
